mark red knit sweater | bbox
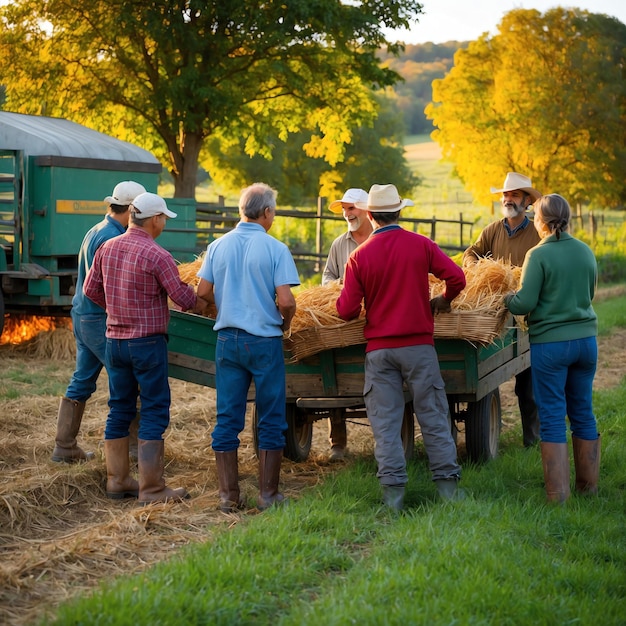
[336,225,466,352]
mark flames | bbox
[0,315,72,345]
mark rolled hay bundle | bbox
[286,258,524,357]
[289,281,353,334]
[429,257,523,342]
[175,255,218,319]
[429,257,521,313]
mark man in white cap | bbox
[463,172,542,448]
[337,183,466,510]
[84,192,207,504]
[52,180,146,466]
[321,187,372,461]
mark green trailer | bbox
[0,112,198,336]
[167,309,530,464]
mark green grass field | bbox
[48,296,626,625]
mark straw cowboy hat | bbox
[328,188,369,214]
[490,172,541,202]
[354,183,415,213]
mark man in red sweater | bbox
[336,184,466,510]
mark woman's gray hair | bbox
[239,182,277,220]
[536,193,570,240]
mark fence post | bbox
[430,216,436,241]
[459,212,464,249]
[315,197,324,273]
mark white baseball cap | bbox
[130,192,177,218]
[104,181,147,206]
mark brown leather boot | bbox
[137,439,189,505]
[572,435,601,494]
[215,450,245,512]
[257,449,286,511]
[104,437,139,499]
[540,442,571,503]
[52,397,95,463]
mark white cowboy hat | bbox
[328,188,369,214]
[354,184,414,213]
[490,172,541,202]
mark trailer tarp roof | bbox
[0,111,160,164]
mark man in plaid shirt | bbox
[84,192,207,504]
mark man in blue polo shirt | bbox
[197,182,300,513]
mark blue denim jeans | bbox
[530,337,598,443]
[65,310,106,402]
[104,335,171,440]
[212,328,286,452]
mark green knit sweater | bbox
[504,233,597,343]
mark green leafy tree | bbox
[426,8,626,208]
[0,0,424,198]
[205,92,419,205]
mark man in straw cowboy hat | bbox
[336,183,466,510]
[322,187,373,461]
[463,172,542,448]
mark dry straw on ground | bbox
[1,288,625,625]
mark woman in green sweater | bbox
[504,194,599,503]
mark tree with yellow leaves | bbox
[426,8,626,209]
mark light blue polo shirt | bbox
[198,222,300,337]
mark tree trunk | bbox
[172,132,204,199]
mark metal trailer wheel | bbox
[465,388,501,463]
[252,403,313,462]
[402,402,416,461]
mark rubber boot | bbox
[540,442,571,503]
[137,439,189,505]
[434,477,466,501]
[52,397,95,463]
[104,437,139,499]
[572,435,601,495]
[328,409,347,461]
[382,485,405,511]
[257,449,286,511]
[215,450,245,512]
[128,413,140,464]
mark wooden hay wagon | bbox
[167,310,529,464]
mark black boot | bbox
[382,485,405,511]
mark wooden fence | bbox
[192,198,477,276]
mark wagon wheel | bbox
[401,402,416,462]
[251,402,313,463]
[465,389,501,463]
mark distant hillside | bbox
[379,41,467,135]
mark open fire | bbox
[0,315,72,345]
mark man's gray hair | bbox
[239,182,277,220]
